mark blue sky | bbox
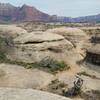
[0,0,100,17]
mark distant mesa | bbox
[0,3,100,22]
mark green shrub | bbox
[0,36,7,62]
[17,56,70,73]
[36,56,70,73]
[0,35,13,63]
[0,52,6,62]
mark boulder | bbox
[84,44,100,72]
[87,44,100,55]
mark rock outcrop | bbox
[0,3,52,22]
[0,3,100,22]
[91,34,100,43]
[0,25,27,38]
[14,32,65,44]
[47,27,87,48]
[84,34,100,66]
[0,64,54,89]
[7,31,73,63]
[0,88,72,100]
[0,3,18,21]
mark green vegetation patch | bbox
[0,35,70,73]
[34,56,70,73]
[0,35,14,63]
[0,56,70,74]
[0,36,7,62]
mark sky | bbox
[0,0,100,17]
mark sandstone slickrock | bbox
[47,27,88,63]
[81,75,100,92]
[87,44,100,55]
[47,27,87,48]
[47,27,86,36]
[81,90,100,100]
[57,69,100,94]
[7,31,73,63]
[0,64,54,89]
[0,25,27,38]
[14,32,65,44]
[0,88,72,100]
[84,34,100,68]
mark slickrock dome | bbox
[14,32,65,44]
[0,25,27,38]
[0,88,72,100]
[47,27,86,36]
[0,64,54,89]
[7,31,73,63]
[84,34,100,66]
[47,27,87,47]
[85,44,100,65]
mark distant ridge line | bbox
[0,3,100,22]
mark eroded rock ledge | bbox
[7,32,73,63]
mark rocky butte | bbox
[0,3,100,22]
[0,3,55,22]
